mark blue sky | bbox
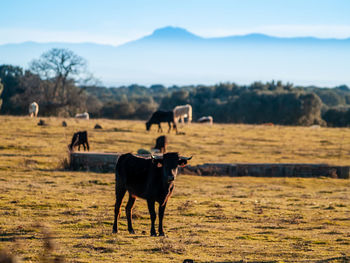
[1,0,349,45]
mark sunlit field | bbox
[0,116,349,262]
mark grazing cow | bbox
[146,111,177,133]
[198,116,213,125]
[94,124,102,129]
[75,112,89,120]
[173,104,192,124]
[113,153,192,236]
[37,119,46,126]
[29,102,39,117]
[153,136,168,153]
[68,131,89,152]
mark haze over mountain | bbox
[0,26,349,87]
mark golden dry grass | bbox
[0,116,349,262]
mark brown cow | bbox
[154,136,168,153]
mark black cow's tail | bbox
[115,155,122,183]
[115,154,128,184]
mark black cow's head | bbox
[152,153,192,182]
[68,132,79,152]
[145,121,151,131]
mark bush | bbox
[323,107,350,127]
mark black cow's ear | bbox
[178,159,187,167]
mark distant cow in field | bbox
[262,123,274,126]
[94,124,102,129]
[37,119,46,126]
[113,153,192,236]
[198,116,213,125]
[173,104,192,124]
[29,102,39,117]
[146,111,177,133]
[153,136,168,153]
[68,131,89,152]
[75,112,89,120]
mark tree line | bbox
[1,48,349,127]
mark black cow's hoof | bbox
[150,231,157,237]
[128,229,135,234]
[112,229,118,234]
[158,232,165,236]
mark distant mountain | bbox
[0,26,349,86]
[141,26,202,41]
[122,27,350,48]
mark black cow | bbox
[146,111,177,133]
[154,135,168,153]
[68,131,89,152]
[113,152,192,236]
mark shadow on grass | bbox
[201,257,350,263]
[0,231,37,242]
[202,261,278,263]
[315,256,350,263]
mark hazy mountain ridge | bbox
[121,26,350,47]
[0,26,349,86]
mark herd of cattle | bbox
[29,101,198,236]
[28,102,213,128]
[68,129,191,236]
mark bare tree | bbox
[30,48,87,101]
[16,49,92,116]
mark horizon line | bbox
[1,26,350,46]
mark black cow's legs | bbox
[167,122,171,133]
[157,124,163,133]
[173,123,178,134]
[112,186,126,233]
[147,200,157,236]
[158,202,167,236]
[126,194,136,234]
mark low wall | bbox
[70,152,119,173]
[182,163,350,179]
[69,152,350,179]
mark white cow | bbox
[75,112,89,120]
[173,104,192,124]
[29,102,39,117]
[198,116,213,125]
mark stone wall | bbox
[182,163,350,179]
[70,152,350,179]
[70,152,119,173]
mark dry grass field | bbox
[0,116,350,262]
